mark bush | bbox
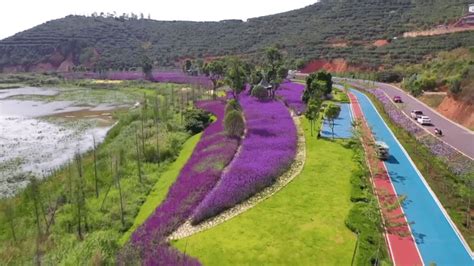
[225,99,241,113]
[376,71,403,83]
[448,76,462,95]
[184,108,212,135]
[251,85,268,101]
[419,73,437,91]
[224,110,245,138]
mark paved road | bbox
[336,78,474,159]
[351,89,473,265]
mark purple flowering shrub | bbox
[125,100,239,265]
[419,135,474,175]
[192,92,297,223]
[277,81,306,114]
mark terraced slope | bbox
[1,0,473,70]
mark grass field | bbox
[120,133,202,245]
[173,118,357,265]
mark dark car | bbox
[393,96,402,103]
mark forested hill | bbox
[1,0,473,72]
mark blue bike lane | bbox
[351,89,473,266]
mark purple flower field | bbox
[127,100,239,265]
[277,81,306,114]
[192,92,297,223]
[63,71,213,88]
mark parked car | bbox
[393,96,403,103]
[375,141,390,160]
[417,115,432,125]
[410,110,423,119]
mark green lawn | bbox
[173,118,357,265]
[120,133,202,245]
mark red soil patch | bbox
[300,58,359,74]
[57,55,75,72]
[437,96,474,129]
[373,39,389,47]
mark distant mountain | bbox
[0,0,473,72]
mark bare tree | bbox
[135,128,143,183]
[93,135,99,198]
[114,153,126,228]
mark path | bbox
[350,89,473,265]
[321,103,353,139]
[349,92,423,266]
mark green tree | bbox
[303,79,326,104]
[265,46,287,99]
[224,110,245,138]
[140,42,154,80]
[304,71,332,101]
[225,58,247,100]
[305,98,322,136]
[251,85,269,101]
[325,103,341,139]
[225,99,242,113]
[203,60,226,99]
[184,108,212,134]
[402,74,423,97]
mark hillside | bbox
[396,47,474,128]
[0,0,473,71]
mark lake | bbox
[0,87,130,197]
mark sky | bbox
[0,0,317,39]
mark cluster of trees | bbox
[201,46,290,137]
[88,12,151,21]
[401,73,437,96]
[303,71,339,137]
[398,47,473,101]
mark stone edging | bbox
[168,115,306,241]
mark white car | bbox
[417,116,431,125]
[410,110,423,119]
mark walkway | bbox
[321,103,353,139]
[350,89,473,266]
